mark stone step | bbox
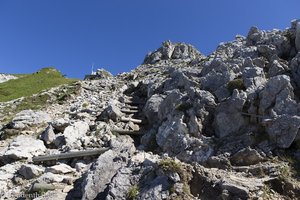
[121,109,139,114]
[111,128,142,135]
[122,105,139,110]
[121,117,143,124]
[124,100,145,105]
[30,183,65,192]
[240,112,265,118]
[32,148,109,163]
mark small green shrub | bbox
[279,165,291,180]
[261,184,271,199]
[82,102,89,108]
[175,103,193,112]
[127,185,139,200]
[159,158,182,173]
[169,185,176,194]
[227,78,246,93]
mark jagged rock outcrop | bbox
[143,41,205,64]
[81,136,135,200]
[63,121,90,150]
[293,19,300,52]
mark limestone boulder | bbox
[63,121,89,149]
[214,90,247,138]
[40,125,56,145]
[266,115,300,148]
[295,20,300,52]
[156,114,189,155]
[143,94,164,124]
[259,75,294,115]
[18,164,44,179]
[97,105,123,122]
[230,147,265,166]
[81,136,135,200]
[10,110,51,130]
[0,135,46,164]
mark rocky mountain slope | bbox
[1,19,300,200]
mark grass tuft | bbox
[227,78,246,93]
[127,185,139,200]
[159,158,182,173]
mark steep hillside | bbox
[0,67,77,102]
[0,20,300,200]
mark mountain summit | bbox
[0,20,300,199]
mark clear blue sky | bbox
[0,0,299,79]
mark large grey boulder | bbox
[242,66,265,89]
[200,59,235,93]
[158,90,183,121]
[0,164,19,197]
[268,60,288,77]
[82,150,123,200]
[246,26,266,46]
[143,94,164,124]
[97,104,123,122]
[259,75,294,115]
[0,135,46,163]
[81,136,135,200]
[193,165,265,200]
[291,52,300,88]
[18,164,44,179]
[63,121,89,149]
[40,125,56,145]
[162,70,198,92]
[295,20,300,52]
[230,147,264,166]
[266,115,300,148]
[257,44,277,59]
[214,90,247,138]
[106,154,177,200]
[156,114,189,155]
[106,167,140,200]
[10,110,51,130]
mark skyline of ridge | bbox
[0,0,299,79]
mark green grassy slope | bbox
[0,67,77,102]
